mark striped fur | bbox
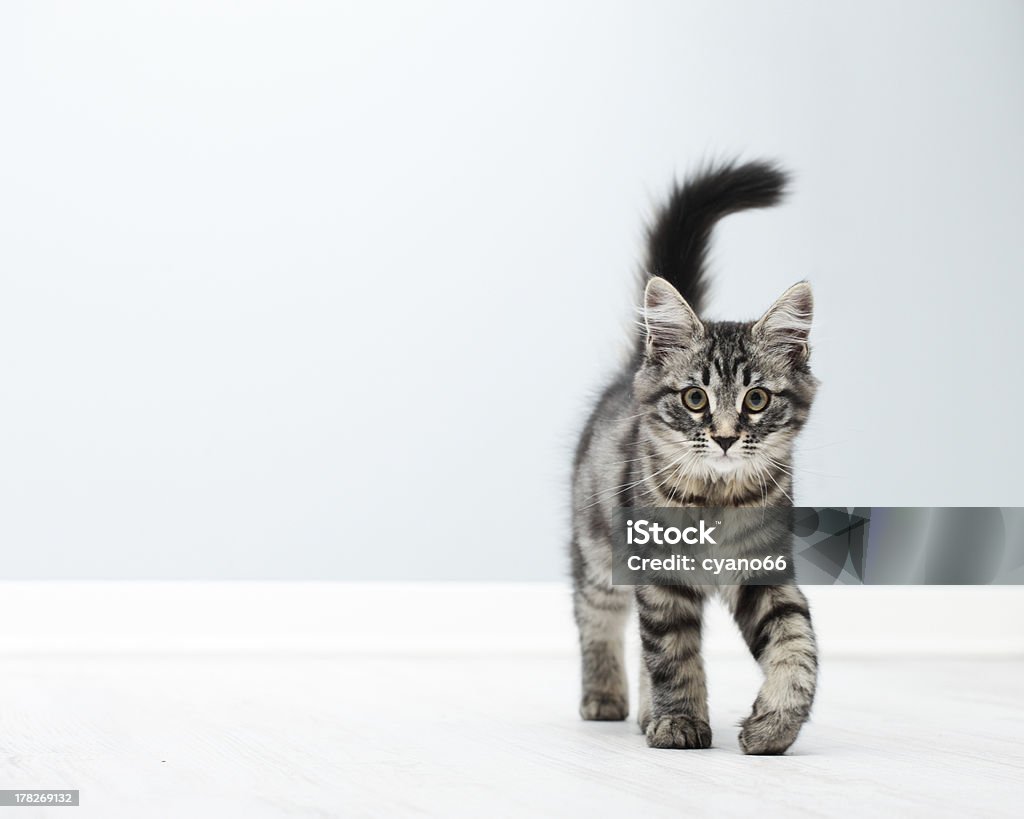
[571,161,819,754]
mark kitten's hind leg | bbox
[572,537,631,721]
[724,584,818,755]
[637,650,651,732]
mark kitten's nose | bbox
[711,435,739,454]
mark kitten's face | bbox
[635,278,817,484]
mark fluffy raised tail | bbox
[643,160,790,316]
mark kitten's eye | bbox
[744,388,770,412]
[682,387,708,412]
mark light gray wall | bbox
[1,1,1022,579]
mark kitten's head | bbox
[634,277,817,483]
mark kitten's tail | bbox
[643,160,790,316]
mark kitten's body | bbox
[571,162,818,754]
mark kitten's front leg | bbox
[726,584,818,755]
[636,585,712,749]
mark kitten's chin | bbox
[705,454,744,476]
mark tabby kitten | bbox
[570,161,818,754]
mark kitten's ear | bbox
[753,281,813,363]
[643,276,704,356]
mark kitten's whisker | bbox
[762,466,794,504]
[762,454,843,480]
[659,448,702,504]
[598,442,698,474]
[604,441,696,468]
[747,461,766,510]
[577,449,694,510]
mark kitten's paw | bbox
[645,715,712,749]
[738,709,805,755]
[580,692,628,721]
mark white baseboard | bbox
[0,582,1021,656]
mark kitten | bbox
[570,161,818,754]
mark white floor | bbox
[1,584,1022,818]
